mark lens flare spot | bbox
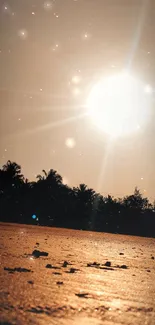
[65,138,76,149]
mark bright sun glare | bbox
[87,73,151,138]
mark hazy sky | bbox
[0,0,155,200]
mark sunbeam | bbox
[6,113,87,139]
[126,0,150,69]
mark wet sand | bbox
[0,223,155,324]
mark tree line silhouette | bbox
[0,160,155,237]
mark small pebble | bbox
[56,281,63,285]
[53,272,61,275]
[75,293,89,298]
[28,280,34,284]
[68,268,79,273]
[46,264,60,269]
[62,261,69,267]
[87,262,100,267]
[105,261,111,267]
[32,250,48,258]
[120,265,128,269]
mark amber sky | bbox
[0,0,155,200]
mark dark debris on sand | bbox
[75,293,89,298]
[56,281,64,285]
[53,272,61,275]
[120,265,128,269]
[32,250,48,258]
[66,268,79,273]
[46,264,60,269]
[87,261,115,270]
[62,261,70,267]
[86,261,128,271]
[27,280,34,284]
[104,261,111,267]
[4,267,32,273]
[87,262,100,267]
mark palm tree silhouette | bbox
[1,160,24,188]
[0,160,155,237]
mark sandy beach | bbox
[0,223,155,325]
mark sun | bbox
[87,73,151,138]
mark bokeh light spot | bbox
[18,29,28,40]
[65,138,76,149]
